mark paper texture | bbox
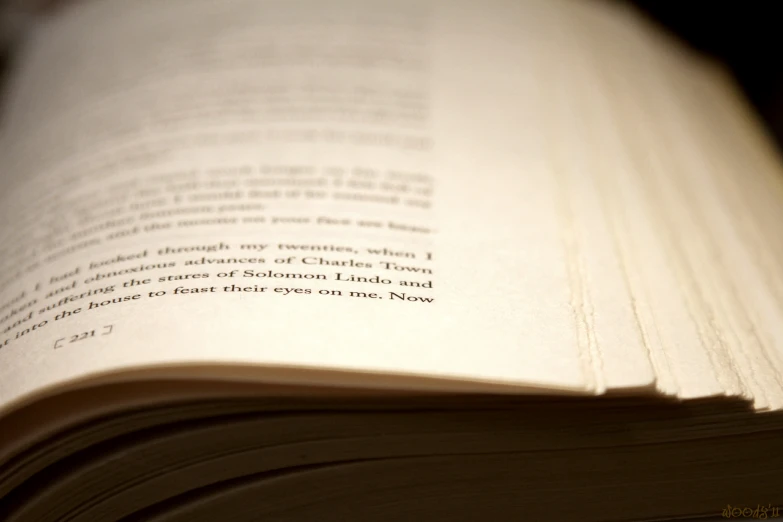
[1,0,781,414]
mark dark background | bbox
[1,1,782,150]
[632,1,783,150]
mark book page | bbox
[568,5,783,409]
[559,5,783,410]
[8,0,764,413]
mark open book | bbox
[1,0,782,520]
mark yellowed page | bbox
[556,2,783,410]
[0,0,632,415]
[7,0,780,416]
